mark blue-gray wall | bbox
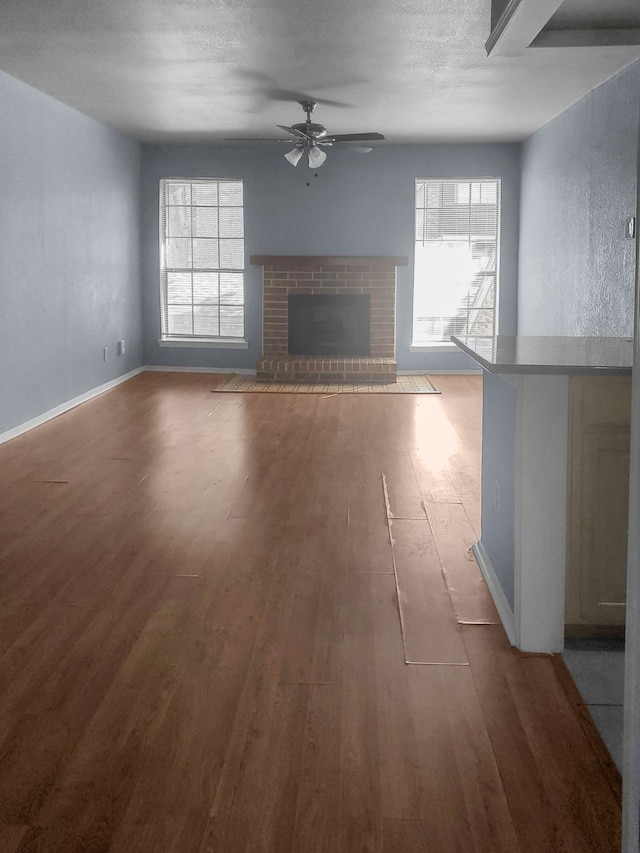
[0,71,142,435]
[518,60,640,336]
[480,370,517,612]
[141,143,520,371]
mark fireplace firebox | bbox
[288,294,370,357]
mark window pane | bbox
[220,272,243,304]
[167,207,191,237]
[473,240,497,268]
[193,273,219,304]
[194,306,220,336]
[166,183,191,205]
[167,272,192,303]
[220,306,244,337]
[426,183,441,207]
[471,209,498,233]
[219,182,243,206]
[192,184,218,206]
[466,308,495,335]
[456,182,471,204]
[449,208,471,235]
[424,209,444,239]
[192,207,218,237]
[481,182,497,204]
[219,239,244,269]
[466,274,496,309]
[166,238,192,268]
[167,305,193,335]
[219,207,244,238]
[192,239,219,269]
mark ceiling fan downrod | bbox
[301,100,316,124]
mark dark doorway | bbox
[288,294,370,356]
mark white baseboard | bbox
[0,367,145,446]
[472,541,517,647]
[144,365,256,375]
[399,369,482,375]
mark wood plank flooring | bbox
[0,372,622,852]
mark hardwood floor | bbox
[0,373,621,852]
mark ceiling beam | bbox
[531,28,640,49]
[486,0,564,56]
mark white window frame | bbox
[411,177,501,349]
[158,177,246,346]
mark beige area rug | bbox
[213,374,440,394]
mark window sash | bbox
[160,178,245,339]
[413,179,500,344]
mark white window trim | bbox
[409,343,458,353]
[158,338,248,349]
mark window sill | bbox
[158,338,249,349]
[410,343,458,353]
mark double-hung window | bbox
[413,178,500,345]
[160,178,245,342]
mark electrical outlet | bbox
[103,347,109,362]
[117,340,125,355]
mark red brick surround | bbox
[251,255,407,383]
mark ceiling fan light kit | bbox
[284,147,304,166]
[226,100,385,169]
[307,145,327,168]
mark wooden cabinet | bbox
[565,376,632,635]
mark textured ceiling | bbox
[0,0,639,144]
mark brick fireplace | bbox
[251,255,408,383]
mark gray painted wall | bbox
[518,59,640,336]
[0,70,142,435]
[141,142,520,371]
[480,370,517,611]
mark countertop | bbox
[451,335,633,375]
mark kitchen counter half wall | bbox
[452,335,632,375]
[451,334,633,654]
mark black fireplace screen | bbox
[287,294,371,357]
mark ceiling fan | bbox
[225,100,385,168]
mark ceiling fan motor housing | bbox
[292,122,327,140]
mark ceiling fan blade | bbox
[276,124,311,141]
[267,88,351,109]
[224,137,298,143]
[323,132,385,143]
[326,142,373,153]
